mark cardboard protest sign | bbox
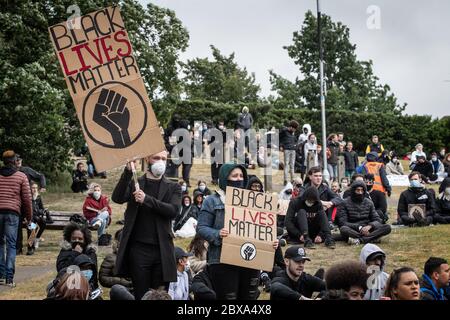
[277,199,290,216]
[49,6,164,171]
[27,225,40,248]
[220,187,278,271]
[387,175,410,187]
[408,204,426,219]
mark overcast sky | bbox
[141,0,450,118]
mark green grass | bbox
[1,159,448,300]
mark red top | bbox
[82,195,112,224]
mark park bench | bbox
[46,211,95,231]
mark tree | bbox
[270,11,406,114]
[0,0,189,178]
[181,45,261,104]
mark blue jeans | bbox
[328,164,338,180]
[0,213,20,281]
[91,211,109,237]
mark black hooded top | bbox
[247,175,264,192]
[285,187,325,238]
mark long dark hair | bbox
[187,234,207,258]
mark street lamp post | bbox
[317,0,330,182]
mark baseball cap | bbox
[284,246,311,262]
[174,246,193,260]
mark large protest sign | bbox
[49,6,164,171]
[221,187,278,271]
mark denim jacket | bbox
[196,191,225,264]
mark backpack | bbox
[98,233,112,246]
[69,214,88,228]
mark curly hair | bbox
[325,261,368,292]
[63,222,92,246]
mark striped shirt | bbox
[0,170,32,221]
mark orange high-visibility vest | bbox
[365,162,386,193]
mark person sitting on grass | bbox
[359,243,389,300]
[285,187,336,249]
[82,183,112,239]
[397,171,436,226]
[420,257,449,301]
[187,234,208,276]
[71,162,89,193]
[434,178,450,224]
[190,191,204,219]
[26,182,48,255]
[99,229,132,290]
[324,261,369,300]
[46,267,90,300]
[270,246,325,300]
[383,267,421,300]
[168,247,193,300]
[385,153,405,175]
[174,194,195,232]
[336,181,391,246]
[56,222,98,290]
[193,180,211,197]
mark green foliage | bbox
[0,0,188,180]
[181,45,261,104]
[270,11,406,114]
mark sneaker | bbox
[46,217,54,224]
[34,238,40,249]
[91,221,102,230]
[325,238,336,249]
[26,248,35,256]
[304,238,315,249]
[347,237,361,246]
[6,280,16,288]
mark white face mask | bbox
[93,191,101,200]
[185,260,191,272]
[445,187,450,195]
[199,185,206,191]
[432,157,437,161]
[305,200,315,207]
[182,185,187,192]
[149,160,166,177]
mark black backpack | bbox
[69,214,88,228]
[98,233,112,246]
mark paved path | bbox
[0,264,53,294]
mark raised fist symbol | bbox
[243,246,255,260]
[93,88,131,148]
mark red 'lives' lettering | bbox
[58,30,131,76]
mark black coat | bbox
[336,182,382,230]
[327,141,340,165]
[279,127,297,150]
[397,188,436,223]
[56,243,99,290]
[112,168,182,282]
[285,196,325,239]
[437,195,450,216]
[413,161,434,181]
[270,270,325,300]
[343,150,359,171]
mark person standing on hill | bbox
[365,135,384,157]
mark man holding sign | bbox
[112,151,181,299]
[197,163,279,300]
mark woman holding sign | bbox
[197,163,279,300]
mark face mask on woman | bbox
[93,191,101,200]
[199,185,206,192]
[410,180,423,189]
[181,185,187,192]
[81,269,93,281]
[227,180,244,189]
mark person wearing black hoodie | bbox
[285,187,335,249]
[435,178,450,224]
[303,167,343,225]
[412,155,434,183]
[173,194,196,232]
[397,171,436,226]
[190,191,204,220]
[336,181,391,245]
[56,222,99,290]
